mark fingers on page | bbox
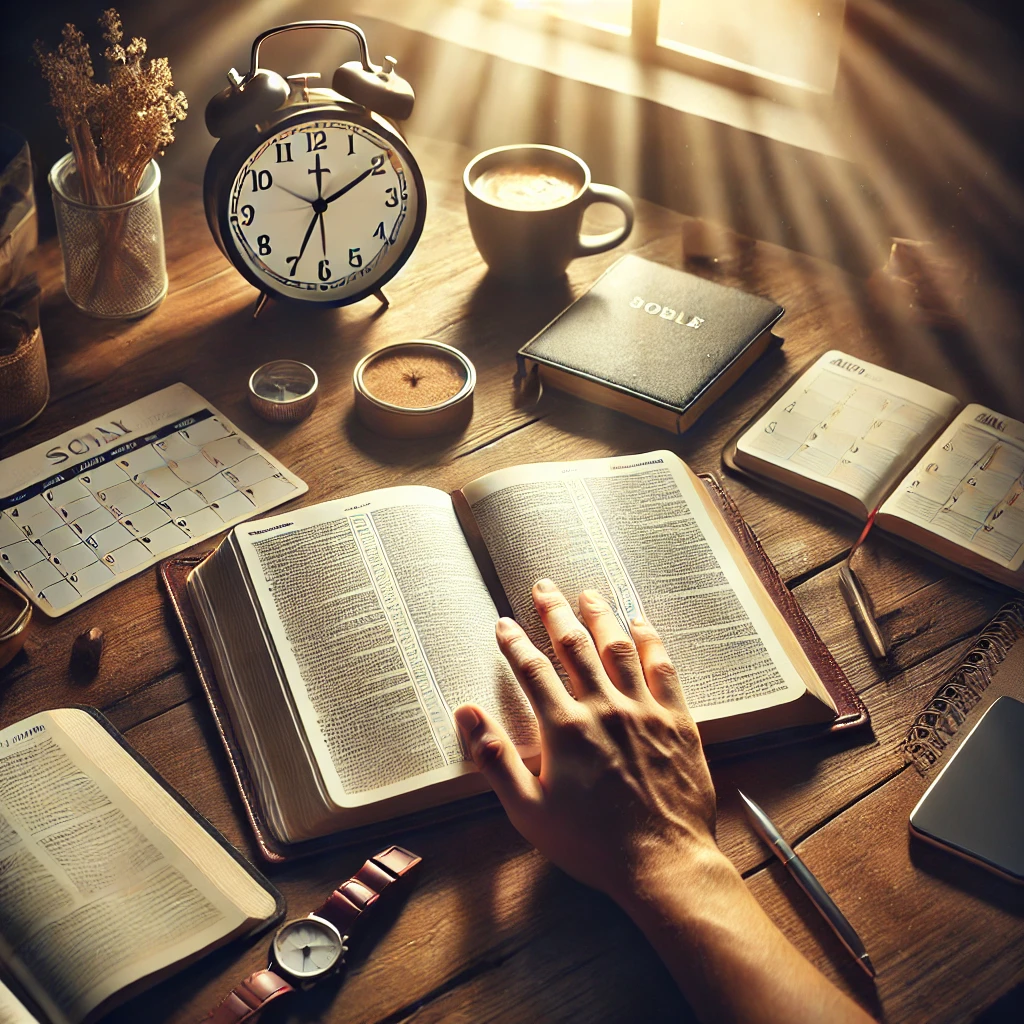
[629,615,689,710]
[495,616,573,718]
[578,589,645,699]
[453,704,539,806]
[531,579,608,698]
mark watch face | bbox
[226,118,424,304]
[272,916,346,980]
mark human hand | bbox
[454,579,722,906]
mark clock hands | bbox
[287,207,322,277]
[274,183,312,204]
[308,153,330,256]
[277,152,387,277]
[322,154,385,205]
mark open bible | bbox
[724,350,1024,591]
[0,708,281,1024]
[183,452,862,850]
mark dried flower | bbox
[35,8,187,205]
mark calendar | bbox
[737,351,959,510]
[0,383,307,617]
[882,405,1024,569]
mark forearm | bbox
[619,845,873,1024]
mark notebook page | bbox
[233,487,536,811]
[879,405,1024,571]
[736,351,958,510]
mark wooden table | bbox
[2,136,1022,1023]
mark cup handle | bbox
[576,183,635,256]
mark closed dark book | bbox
[518,254,784,433]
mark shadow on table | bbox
[766,858,884,1019]
[909,836,1024,917]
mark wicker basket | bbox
[0,325,49,436]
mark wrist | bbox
[615,838,744,934]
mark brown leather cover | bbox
[160,473,867,863]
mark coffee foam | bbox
[472,163,581,210]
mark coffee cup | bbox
[463,144,634,283]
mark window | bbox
[494,0,847,95]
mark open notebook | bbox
[724,350,1024,591]
[169,453,865,856]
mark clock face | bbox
[272,916,345,979]
[226,118,423,303]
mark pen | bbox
[839,508,889,661]
[839,562,888,661]
[738,790,876,979]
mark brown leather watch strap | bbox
[199,969,293,1024]
[199,846,421,1023]
[314,845,422,936]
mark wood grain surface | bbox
[1,135,1021,1024]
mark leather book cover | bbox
[518,254,784,431]
[161,475,866,861]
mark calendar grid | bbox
[0,385,307,617]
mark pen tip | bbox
[736,790,758,813]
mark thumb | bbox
[454,704,540,813]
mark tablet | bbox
[910,696,1024,883]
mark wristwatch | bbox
[201,845,422,1023]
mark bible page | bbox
[0,712,245,1024]
[462,453,820,722]
[233,487,537,811]
[736,351,957,510]
[879,405,1024,570]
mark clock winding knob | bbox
[286,72,322,102]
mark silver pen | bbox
[738,790,876,979]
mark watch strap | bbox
[199,846,420,1023]
[314,845,422,937]
[200,969,293,1023]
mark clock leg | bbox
[252,292,270,320]
[373,288,390,311]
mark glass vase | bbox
[49,154,168,318]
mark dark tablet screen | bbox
[910,696,1024,882]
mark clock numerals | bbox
[250,169,273,192]
[228,120,423,302]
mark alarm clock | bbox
[204,20,426,315]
